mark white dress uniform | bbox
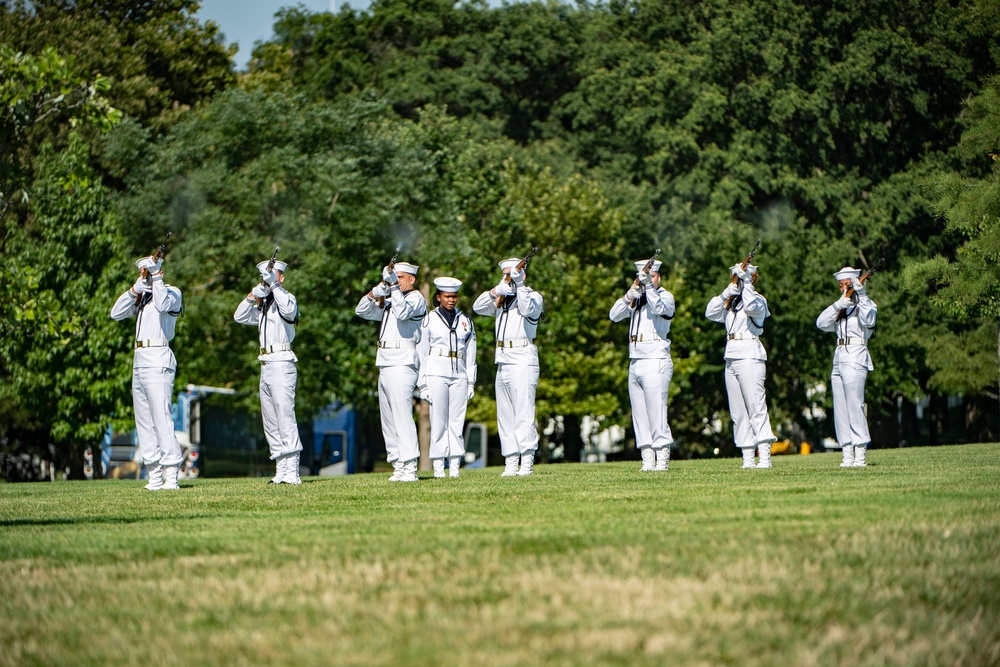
[355,262,427,481]
[816,267,878,468]
[110,257,184,490]
[417,277,477,478]
[473,258,544,476]
[705,264,777,468]
[234,260,303,484]
[609,259,676,472]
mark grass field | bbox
[2,444,999,667]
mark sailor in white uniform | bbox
[609,259,676,472]
[356,261,426,482]
[705,263,777,468]
[473,258,544,476]
[234,259,303,484]
[417,277,477,478]
[816,267,878,467]
[110,255,184,490]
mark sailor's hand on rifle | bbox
[258,267,278,288]
[851,276,867,296]
[638,271,653,287]
[731,264,750,282]
[371,282,390,299]
[494,277,513,296]
[509,265,525,286]
[720,282,740,299]
[132,275,151,295]
[252,283,271,299]
[382,266,398,286]
[137,256,162,274]
[626,283,642,302]
[834,294,853,310]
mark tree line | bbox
[1,0,998,479]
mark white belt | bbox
[377,340,417,349]
[630,334,661,343]
[837,337,866,346]
[260,343,292,354]
[430,347,465,359]
[135,339,169,349]
[727,333,759,341]
[497,338,533,349]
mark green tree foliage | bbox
[5,0,1000,477]
[903,73,1000,404]
[0,135,131,480]
[0,0,236,129]
[0,45,121,219]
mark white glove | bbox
[721,282,740,299]
[834,295,853,310]
[467,385,475,401]
[371,282,390,298]
[626,283,642,301]
[638,271,652,286]
[252,283,270,299]
[137,256,162,273]
[851,276,867,296]
[494,277,513,296]
[510,265,525,286]
[418,386,433,404]
[731,264,751,282]
[259,268,278,287]
[382,266,398,285]
[132,276,151,294]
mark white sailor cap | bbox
[394,262,419,275]
[730,263,758,275]
[633,259,662,273]
[257,260,288,273]
[433,277,462,293]
[498,258,520,272]
[833,266,862,281]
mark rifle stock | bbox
[628,248,661,309]
[494,247,538,307]
[134,231,172,307]
[836,257,884,320]
[377,248,400,308]
[255,246,280,311]
[724,238,760,310]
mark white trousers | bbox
[378,364,419,463]
[724,359,776,449]
[831,361,871,447]
[628,357,674,449]
[260,361,303,460]
[132,366,183,466]
[428,375,470,459]
[496,363,539,457]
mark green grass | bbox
[2,444,999,667]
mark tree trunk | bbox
[928,393,940,446]
[965,395,997,443]
[563,414,582,463]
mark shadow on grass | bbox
[0,513,217,528]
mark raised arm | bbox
[110,288,139,321]
[473,291,498,317]
[150,273,181,313]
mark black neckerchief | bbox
[134,292,153,340]
[435,306,462,372]
[437,305,458,329]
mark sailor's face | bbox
[398,272,416,291]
